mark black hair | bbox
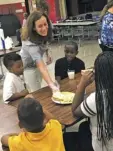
[17,98,44,132]
[65,41,78,52]
[21,11,52,44]
[95,51,113,146]
[3,53,21,69]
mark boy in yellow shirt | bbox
[1,98,65,151]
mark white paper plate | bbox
[51,98,73,104]
[51,92,75,105]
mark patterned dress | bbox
[101,12,113,48]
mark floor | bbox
[0,38,101,150]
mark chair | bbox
[72,26,84,46]
[52,27,62,42]
[85,13,93,21]
[62,26,73,41]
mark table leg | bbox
[0,57,4,78]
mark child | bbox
[55,41,85,83]
[3,53,28,103]
[1,98,65,151]
[72,51,113,151]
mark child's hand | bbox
[20,89,29,97]
[43,109,55,125]
[80,71,94,87]
[25,94,34,99]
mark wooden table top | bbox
[53,21,97,26]
[0,73,95,149]
[0,47,20,57]
[9,73,95,126]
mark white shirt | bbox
[3,72,25,103]
[81,92,113,151]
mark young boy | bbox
[55,41,85,83]
[1,98,65,151]
[3,53,28,103]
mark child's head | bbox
[3,53,23,76]
[64,41,78,61]
[17,98,44,132]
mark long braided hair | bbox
[95,51,113,145]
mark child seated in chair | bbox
[1,98,65,151]
[3,53,28,103]
[55,41,85,83]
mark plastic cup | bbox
[67,71,75,80]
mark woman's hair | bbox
[21,11,52,44]
[100,0,113,21]
[95,51,113,145]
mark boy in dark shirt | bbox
[55,41,85,83]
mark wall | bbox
[66,0,78,16]
[0,2,26,24]
[93,0,107,11]
[0,0,24,5]
[46,0,57,22]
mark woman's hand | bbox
[49,81,60,92]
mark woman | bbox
[20,11,58,92]
[72,51,113,151]
[99,0,113,51]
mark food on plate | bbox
[52,92,75,103]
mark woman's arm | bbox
[36,60,53,85]
[36,60,59,91]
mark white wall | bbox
[0,0,24,5]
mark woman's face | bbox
[35,16,48,36]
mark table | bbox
[0,47,20,77]
[53,21,97,26]
[0,73,95,149]
[53,21,98,45]
[9,73,95,126]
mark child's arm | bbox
[43,109,65,129]
[1,133,18,147]
[6,89,29,102]
[43,109,55,125]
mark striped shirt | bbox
[81,92,96,117]
[81,92,113,151]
